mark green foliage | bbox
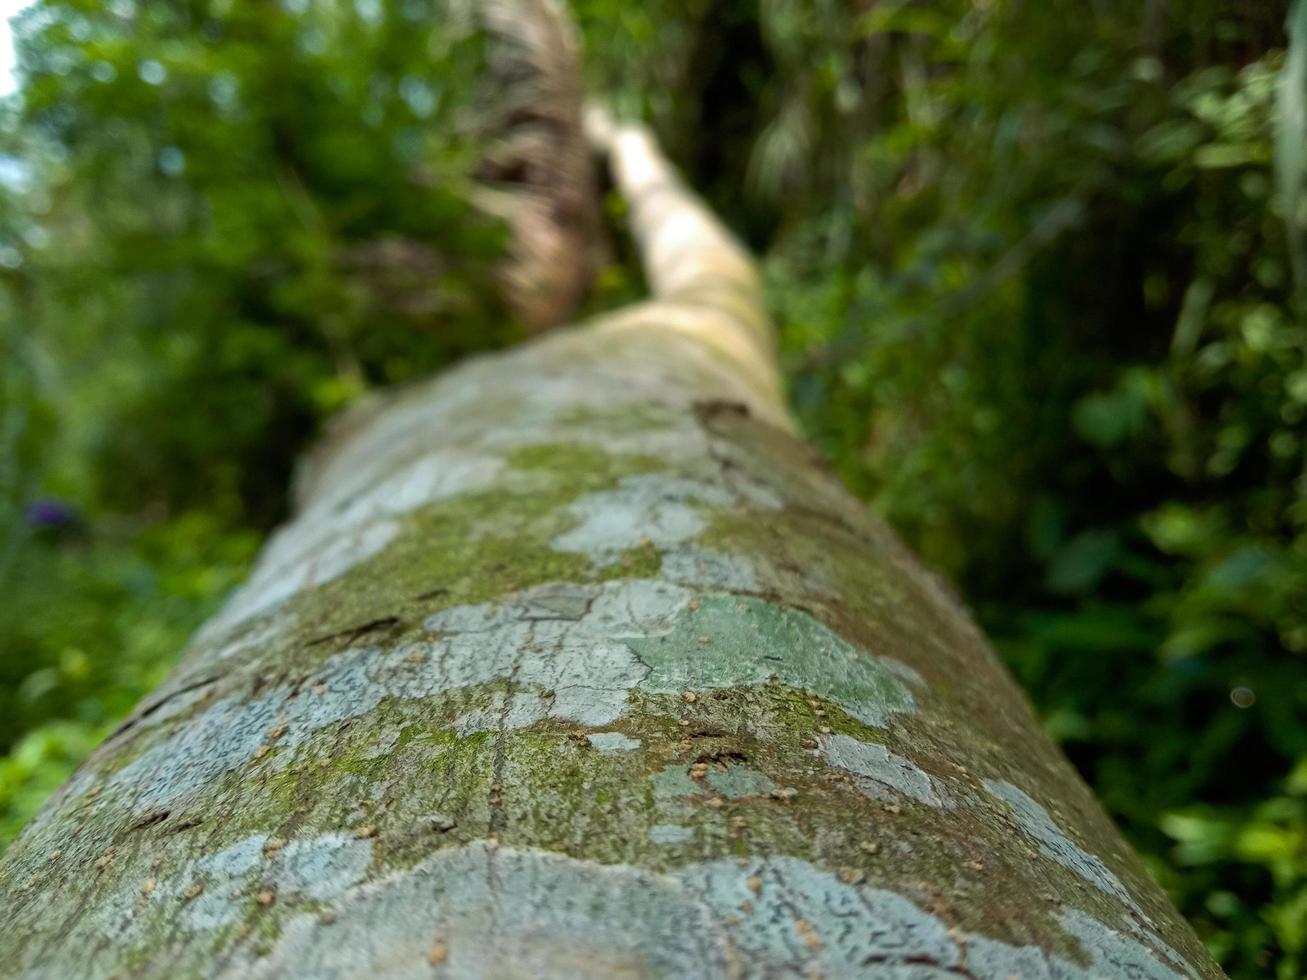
[8,0,509,524]
[0,512,257,843]
[0,0,513,861]
[2,0,1305,976]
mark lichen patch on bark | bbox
[815,733,944,807]
[984,779,1149,920]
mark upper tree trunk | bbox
[0,120,1220,979]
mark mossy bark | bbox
[0,123,1222,979]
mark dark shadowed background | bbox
[0,2,1304,975]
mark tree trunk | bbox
[0,122,1220,979]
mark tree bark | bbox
[0,122,1220,979]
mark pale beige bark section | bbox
[599,113,770,335]
[581,106,789,432]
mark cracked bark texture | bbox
[0,120,1222,979]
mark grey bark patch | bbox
[626,593,916,728]
[422,578,919,733]
[183,832,371,926]
[983,780,1147,919]
[650,765,702,802]
[816,734,943,806]
[195,833,268,878]
[514,580,598,620]
[271,833,374,901]
[648,763,775,801]
[682,856,960,974]
[208,617,287,664]
[686,856,1192,979]
[1058,908,1193,979]
[877,655,926,688]
[242,843,730,980]
[208,518,400,635]
[2,830,375,977]
[659,546,757,591]
[586,732,641,753]
[307,450,504,525]
[551,474,734,561]
[183,834,272,928]
[704,765,777,799]
[202,451,504,639]
[647,824,693,845]
[584,578,689,636]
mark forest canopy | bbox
[0,2,1304,977]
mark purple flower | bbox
[25,499,79,530]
